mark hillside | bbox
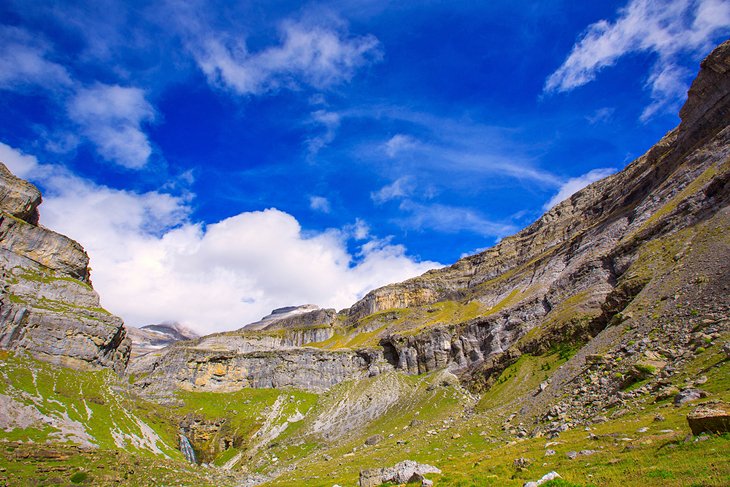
[0,41,728,487]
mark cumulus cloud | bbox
[545,0,730,119]
[543,167,616,210]
[191,19,381,95]
[1,143,438,334]
[0,142,39,178]
[67,85,156,169]
[309,195,332,213]
[371,176,416,204]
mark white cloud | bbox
[586,107,615,125]
[545,0,730,118]
[371,176,416,204]
[543,167,616,210]
[351,218,370,240]
[398,200,516,238]
[0,142,39,178]
[1,143,438,334]
[307,110,341,155]
[67,85,156,169]
[309,195,332,213]
[191,19,381,95]
[384,134,418,157]
[0,26,73,91]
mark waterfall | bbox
[179,433,197,464]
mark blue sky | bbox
[1,0,728,333]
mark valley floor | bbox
[0,331,728,487]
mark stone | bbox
[687,402,730,435]
[365,434,383,446]
[359,460,440,487]
[513,457,531,469]
[655,386,680,402]
[674,388,708,406]
[523,471,561,487]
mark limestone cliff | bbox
[346,40,730,380]
[0,163,130,373]
[129,41,730,401]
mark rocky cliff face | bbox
[129,345,384,398]
[348,40,730,382]
[0,163,130,373]
[129,41,730,402]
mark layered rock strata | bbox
[0,163,130,373]
[130,41,730,397]
[350,40,730,378]
[129,345,385,397]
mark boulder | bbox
[359,460,440,487]
[524,471,561,487]
[674,388,708,406]
[365,434,383,446]
[687,402,730,435]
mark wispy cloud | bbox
[307,110,341,155]
[398,200,517,238]
[586,107,615,125]
[543,167,615,210]
[0,26,73,91]
[309,195,332,213]
[343,106,564,188]
[545,0,730,119]
[67,85,156,169]
[189,19,381,96]
[371,176,416,204]
[384,134,418,157]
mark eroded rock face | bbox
[0,164,130,373]
[346,40,730,383]
[0,164,41,225]
[129,345,387,398]
[131,42,730,400]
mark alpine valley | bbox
[1,41,729,487]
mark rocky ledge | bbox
[0,163,130,373]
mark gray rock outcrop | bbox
[0,163,130,373]
[359,460,441,487]
[129,344,387,398]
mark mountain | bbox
[0,41,728,487]
[127,322,199,358]
[241,304,336,331]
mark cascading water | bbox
[179,433,197,464]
